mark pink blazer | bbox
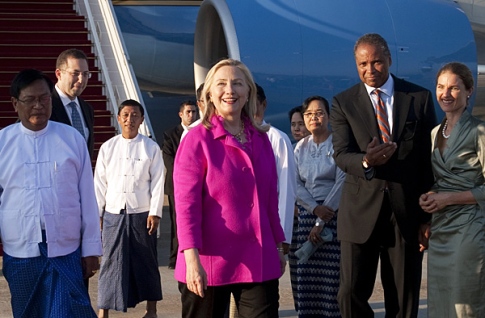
[174,116,285,286]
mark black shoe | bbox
[168,263,176,269]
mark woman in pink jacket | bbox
[173,58,286,318]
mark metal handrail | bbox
[76,0,156,141]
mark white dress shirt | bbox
[364,74,395,133]
[94,133,165,217]
[265,122,297,244]
[0,121,102,258]
[55,85,89,141]
[181,118,201,141]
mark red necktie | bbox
[373,90,390,143]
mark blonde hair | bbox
[201,58,268,133]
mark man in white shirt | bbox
[95,99,165,318]
[254,84,297,254]
[0,69,101,317]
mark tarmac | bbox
[0,201,428,317]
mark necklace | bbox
[442,120,450,139]
[231,121,245,143]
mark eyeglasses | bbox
[303,111,325,118]
[61,69,92,79]
[17,94,51,106]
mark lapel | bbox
[392,76,412,142]
[77,98,92,128]
[51,89,71,124]
[211,116,261,163]
[354,83,380,139]
[173,124,184,148]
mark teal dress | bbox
[428,110,485,317]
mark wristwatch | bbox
[362,156,370,169]
[315,220,324,227]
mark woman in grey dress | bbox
[419,62,485,317]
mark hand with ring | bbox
[309,225,324,245]
[364,137,397,166]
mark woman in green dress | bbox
[419,62,485,317]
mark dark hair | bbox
[118,99,144,116]
[179,100,197,112]
[288,105,303,122]
[354,33,391,58]
[302,96,330,114]
[196,83,204,101]
[56,48,88,69]
[436,62,474,91]
[255,83,266,103]
[10,69,54,99]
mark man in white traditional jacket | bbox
[254,83,297,254]
[95,99,165,318]
[0,69,101,318]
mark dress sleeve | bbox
[471,123,485,209]
[174,131,207,252]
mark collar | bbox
[55,85,79,107]
[211,115,252,140]
[120,133,142,143]
[364,74,394,97]
[20,121,49,136]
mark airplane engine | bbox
[194,0,477,125]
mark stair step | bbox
[0,46,95,57]
[0,57,98,70]
[1,0,76,3]
[0,31,89,44]
[0,18,86,31]
[94,115,113,127]
[0,85,103,97]
[0,0,119,161]
[0,98,109,112]
[0,13,82,19]
[94,127,117,143]
[0,3,75,14]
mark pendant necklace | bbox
[442,120,450,139]
[231,121,245,143]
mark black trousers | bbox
[338,193,423,318]
[168,195,178,266]
[179,279,279,318]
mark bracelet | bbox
[277,247,284,253]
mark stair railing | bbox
[76,0,156,141]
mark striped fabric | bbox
[98,211,162,312]
[373,89,391,143]
[289,202,341,317]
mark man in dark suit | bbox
[330,33,436,318]
[162,100,198,269]
[50,48,94,158]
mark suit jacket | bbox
[330,75,436,244]
[50,89,95,158]
[162,124,184,195]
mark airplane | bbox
[112,0,482,143]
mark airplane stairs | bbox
[0,0,117,163]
